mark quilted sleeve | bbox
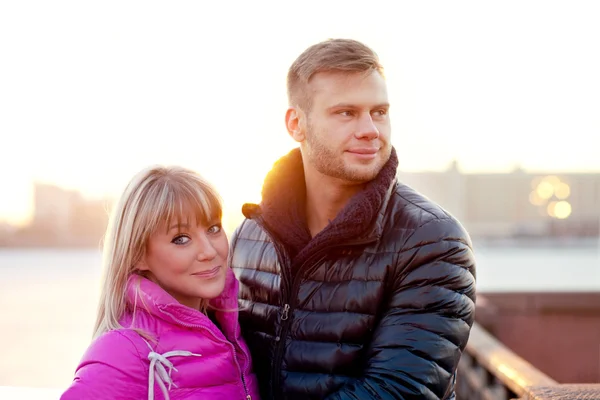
[60,330,148,400]
[326,217,476,399]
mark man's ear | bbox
[285,107,306,143]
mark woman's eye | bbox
[208,224,222,234]
[172,235,191,245]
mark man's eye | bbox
[172,235,190,245]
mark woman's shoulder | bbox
[78,328,150,373]
[61,329,150,399]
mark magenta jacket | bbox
[61,268,260,399]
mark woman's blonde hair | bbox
[92,165,222,339]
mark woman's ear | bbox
[134,256,150,272]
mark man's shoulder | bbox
[385,181,471,245]
[230,217,270,247]
[390,181,451,222]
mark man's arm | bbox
[325,217,476,400]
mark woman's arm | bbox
[61,330,148,400]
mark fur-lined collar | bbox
[244,147,398,265]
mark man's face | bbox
[300,70,392,184]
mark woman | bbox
[61,165,259,399]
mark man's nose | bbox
[355,113,380,140]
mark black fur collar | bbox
[248,147,398,265]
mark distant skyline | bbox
[1,0,599,225]
[4,162,600,230]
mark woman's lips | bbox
[192,265,221,278]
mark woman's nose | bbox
[196,236,218,261]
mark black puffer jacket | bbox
[230,148,476,400]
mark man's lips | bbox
[346,147,379,154]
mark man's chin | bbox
[344,158,387,181]
[340,166,382,183]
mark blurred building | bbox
[4,169,600,247]
[31,183,77,238]
[0,222,16,245]
[18,183,112,246]
[398,163,600,239]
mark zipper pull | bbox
[281,303,290,321]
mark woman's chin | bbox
[195,280,227,300]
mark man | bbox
[230,38,476,400]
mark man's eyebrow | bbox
[327,102,390,110]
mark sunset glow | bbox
[1,1,600,226]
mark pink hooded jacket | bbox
[61,268,260,400]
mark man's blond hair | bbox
[286,38,384,111]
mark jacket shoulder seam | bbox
[393,185,452,220]
[113,329,149,373]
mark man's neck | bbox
[304,168,365,238]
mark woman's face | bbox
[137,217,229,309]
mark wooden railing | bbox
[457,322,600,399]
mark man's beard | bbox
[303,124,391,183]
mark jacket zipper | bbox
[267,235,377,397]
[253,213,378,397]
[270,251,327,396]
[232,308,253,400]
[159,309,252,400]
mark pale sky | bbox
[1,1,599,225]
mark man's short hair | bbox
[286,38,385,111]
